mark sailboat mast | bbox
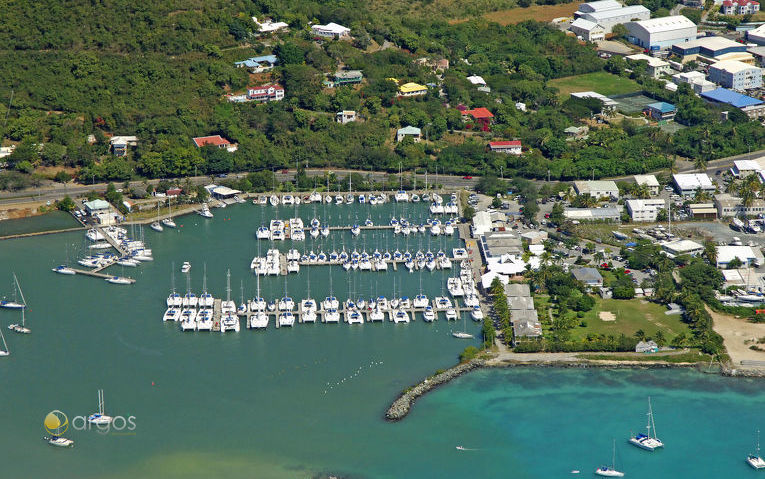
[226,269,231,302]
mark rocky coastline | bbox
[384,355,762,422]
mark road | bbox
[0,168,480,206]
[2,144,764,207]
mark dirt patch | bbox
[0,201,50,220]
[709,307,765,367]
[451,4,578,25]
[599,311,616,322]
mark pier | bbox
[69,267,136,283]
[212,299,222,332]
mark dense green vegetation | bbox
[2,0,765,190]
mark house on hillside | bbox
[398,82,428,97]
[463,107,494,131]
[192,135,238,153]
[336,110,357,124]
[396,126,422,143]
[247,84,284,102]
[109,136,138,157]
[331,70,363,87]
[722,0,760,15]
[643,101,676,121]
[252,17,288,34]
[488,141,522,155]
[234,55,278,73]
[311,22,351,39]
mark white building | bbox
[311,22,351,39]
[626,15,697,51]
[672,71,717,94]
[633,174,660,195]
[731,158,765,177]
[661,239,704,257]
[626,198,666,222]
[466,75,486,86]
[472,211,492,237]
[672,173,715,197]
[573,180,619,199]
[708,60,763,91]
[581,5,650,33]
[252,17,288,33]
[714,193,765,217]
[336,110,357,124]
[625,54,671,78]
[576,0,624,14]
[570,18,606,41]
[716,245,764,268]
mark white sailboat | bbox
[162,198,176,228]
[8,274,30,333]
[0,327,9,356]
[44,413,74,447]
[452,312,473,339]
[595,440,624,477]
[87,389,113,425]
[150,201,163,232]
[0,273,25,309]
[629,397,663,451]
[748,429,765,469]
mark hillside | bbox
[0,0,762,190]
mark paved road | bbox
[0,169,480,206]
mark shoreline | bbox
[384,354,765,422]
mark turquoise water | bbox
[0,202,762,478]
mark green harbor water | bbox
[1,201,763,478]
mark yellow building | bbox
[398,82,428,97]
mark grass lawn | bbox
[548,72,641,99]
[578,351,712,363]
[569,297,691,341]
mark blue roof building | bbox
[700,88,765,119]
[644,101,676,121]
[234,55,279,71]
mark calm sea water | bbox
[0,201,762,478]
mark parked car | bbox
[463,175,473,179]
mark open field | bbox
[570,297,691,341]
[480,3,579,24]
[548,72,641,99]
[709,306,765,367]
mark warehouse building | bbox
[671,36,753,64]
[564,207,621,222]
[716,245,764,268]
[625,15,697,51]
[661,239,704,257]
[700,88,765,119]
[672,173,715,197]
[672,71,717,94]
[570,18,606,41]
[714,193,765,217]
[580,5,650,33]
[633,174,660,196]
[573,180,619,199]
[576,0,624,14]
[708,60,763,91]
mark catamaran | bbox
[0,274,25,309]
[87,389,113,425]
[629,397,664,451]
[748,429,765,469]
[595,440,624,477]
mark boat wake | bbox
[456,446,478,451]
[115,334,163,356]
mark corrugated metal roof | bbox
[701,88,764,107]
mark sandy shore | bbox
[709,307,765,369]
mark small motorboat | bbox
[181,262,191,273]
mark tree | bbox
[611,24,628,40]
[275,41,306,65]
[54,171,71,183]
[491,196,502,208]
[727,257,743,270]
[56,195,75,211]
[634,329,646,341]
[654,330,666,347]
[549,202,564,224]
[463,205,475,221]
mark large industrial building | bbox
[625,15,697,51]
[700,88,765,119]
[577,4,650,33]
[708,60,763,91]
[671,36,753,64]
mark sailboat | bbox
[452,309,473,339]
[629,397,663,451]
[87,389,113,425]
[0,327,9,356]
[8,274,30,333]
[162,198,176,228]
[595,440,624,477]
[43,411,74,447]
[0,273,25,309]
[748,429,765,469]
[150,201,163,232]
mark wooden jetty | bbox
[69,267,136,284]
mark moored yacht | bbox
[278,311,295,327]
[470,306,484,321]
[220,312,240,332]
[87,389,113,425]
[423,305,436,322]
[629,397,664,451]
[52,265,76,275]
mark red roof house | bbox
[462,107,494,131]
[192,135,238,152]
